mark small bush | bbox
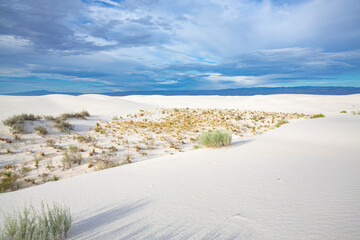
[34,126,48,136]
[0,202,72,240]
[340,110,347,114]
[310,113,325,119]
[275,119,289,128]
[3,114,42,134]
[59,111,90,120]
[54,119,73,132]
[77,135,94,144]
[43,115,56,121]
[62,146,82,168]
[45,138,56,148]
[0,171,20,193]
[199,131,232,148]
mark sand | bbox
[0,94,360,239]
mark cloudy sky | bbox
[0,0,360,93]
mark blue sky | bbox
[0,0,360,93]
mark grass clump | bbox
[0,171,20,193]
[62,145,82,168]
[340,110,347,114]
[59,111,90,120]
[275,119,289,128]
[0,202,72,240]
[310,113,325,119]
[45,138,56,148]
[34,126,48,136]
[3,114,40,134]
[53,119,73,132]
[199,131,232,148]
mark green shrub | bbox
[340,110,347,114]
[59,111,90,120]
[199,131,232,148]
[0,202,72,240]
[54,119,73,132]
[310,113,325,119]
[0,171,20,193]
[3,114,41,134]
[62,145,82,168]
[275,119,289,128]
[34,126,48,136]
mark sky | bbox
[0,0,360,94]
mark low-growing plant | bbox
[59,110,90,120]
[0,171,20,193]
[340,110,347,114]
[0,202,72,240]
[275,119,289,128]
[77,135,94,144]
[34,126,48,136]
[124,153,132,164]
[109,146,117,152]
[310,113,325,119]
[3,114,41,134]
[62,145,82,168]
[20,165,32,176]
[95,159,118,170]
[33,157,42,169]
[199,131,232,148]
[45,138,56,148]
[53,119,73,132]
[52,175,59,181]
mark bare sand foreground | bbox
[0,94,360,239]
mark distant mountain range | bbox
[4,87,360,96]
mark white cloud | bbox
[0,35,32,52]
[83,35,118,47]
[205,73,291,86]
[157,80,178,85]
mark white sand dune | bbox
[0,94,360,239]
[0,94,152,120]
[122,94,360,114]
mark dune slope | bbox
[0,114,359,240]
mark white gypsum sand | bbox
[0,96,312,192]
[0,94,360,239]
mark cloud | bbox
[0,0,360,93]
[156,80,178,85]
[80,35,118,46]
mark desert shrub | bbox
[275,119,289,128]
[0,171,20,193]
[340,110,347,114]
[11,123,25,134]
[310,113,325,119]
[45,138,56,148]
[59,111,90,120]
[43,115,56,121]
[53,119,73,132]
[0,202,72,240]
[199,131,232,148]
[34,126,48,136]
[3,114,41,134]
[62,145,82,168]
[77,135,94,144]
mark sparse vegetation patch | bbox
[310,113,325,119]
[1,108,311,192]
